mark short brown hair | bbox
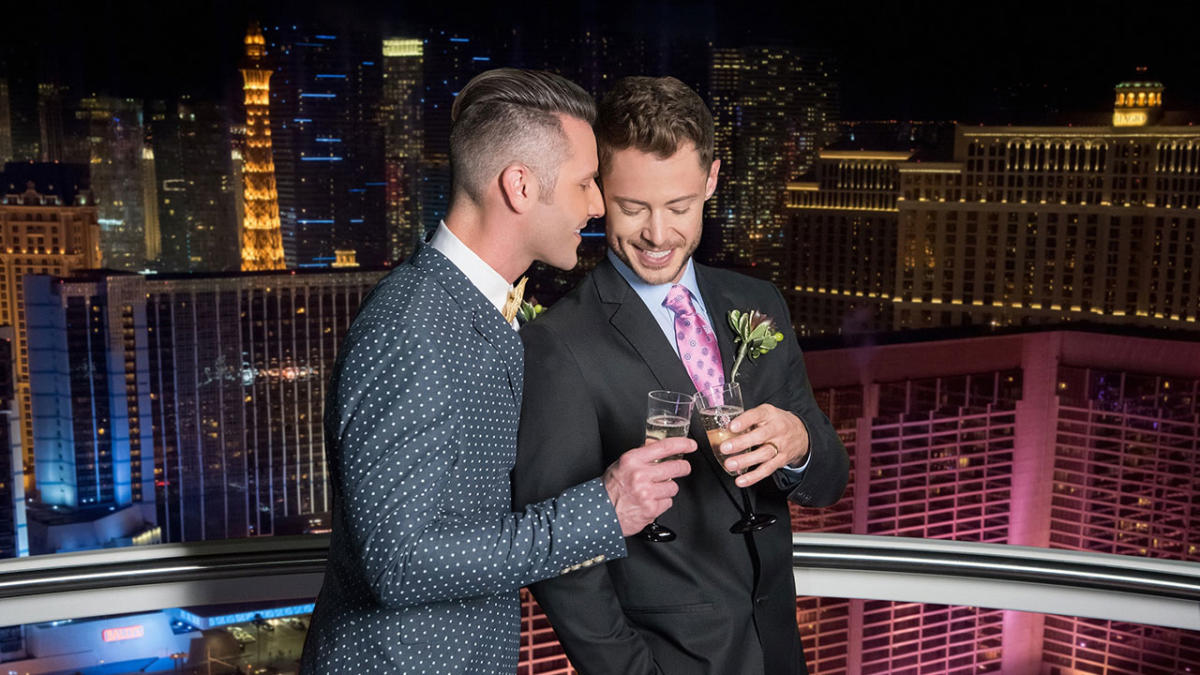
[594,76,714,175]
[450,68,596,203]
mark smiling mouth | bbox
[637,248,673,264]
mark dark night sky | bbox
[1,1,1195,121]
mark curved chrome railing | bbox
[1,534,1197,630]
[790,533,1200,631]
[0,535,329,625]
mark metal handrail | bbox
[0,535,330,625]
[791,533,1200,601]
[0,533,1197,630]
[790,533,1200,630]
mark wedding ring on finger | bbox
[763,442,779,460]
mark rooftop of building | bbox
[25,502,144,526]
[45,265,392,285]
[964,109,1200,128]
[800,321,1200,353]
[1115,80,1165,90]
[1,162,92,206]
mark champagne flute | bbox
[697,381,777,534]
[640,390,694,543]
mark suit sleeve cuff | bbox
[551,477,627,576]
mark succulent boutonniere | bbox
[727,309,784,384]
[517,300,545,324]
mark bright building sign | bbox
[102,625,145,642]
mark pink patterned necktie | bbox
[663,284,725,397]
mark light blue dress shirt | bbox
[608,250,710,359]
[607,251,809,476]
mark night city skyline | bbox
[3,1,1199,121]
[0,2,1199,673]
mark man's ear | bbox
[499,163,538,213]
[704,158,721,200]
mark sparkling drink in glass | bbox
[640,390,694,542]
[697,382,748,476]
[697,381,777,534]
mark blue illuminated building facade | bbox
[22,268,380,547]
[25,273,153,510]
[419,32,495,237]
[264,26,387,268]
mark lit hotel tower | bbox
[785,76,1200,336]
[799,329,1200,674]
[239,23,286,271]
[892,74,1199,332]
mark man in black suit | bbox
[513,76,849,674]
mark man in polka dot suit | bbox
[514,77,849,674]
[300,70,695,674]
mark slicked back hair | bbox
[450,68,596,204]
[594,76,714,175]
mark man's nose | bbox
[643,210,668,246]
[588,181,605,219]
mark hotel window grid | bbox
[146,272,380,543]
[1046,365,1200,674]
[793,385,861,675]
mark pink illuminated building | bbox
[798,329,1200,674]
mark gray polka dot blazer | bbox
[300,245,626,674]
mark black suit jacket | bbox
[513,258,849,675]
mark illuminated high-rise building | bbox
[142,268,384,542]
[708,46,839,271]
[0,72,39,162]
[239,23,286,272]
[381,38,424,262]
[0,162,101,493]
[0,80,14,165]
[21,264,381,544]
[783,150,908,335]
[420,32,496,236]
[0,327,26,559]
[24,273,152,511]
[70,96,150,271]
[263,25,387,269]
[231,125,246,252]
[788,80,1200,337]
[802,329,1200,674]
[893,77,1200,332]
[141,145,161,265]
[35,83,68,163]
[147,98,240,272]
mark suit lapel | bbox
[593,259,741,509]
[594,260,696,397]
[413,245,523,404]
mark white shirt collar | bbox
[429,221,514,320]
